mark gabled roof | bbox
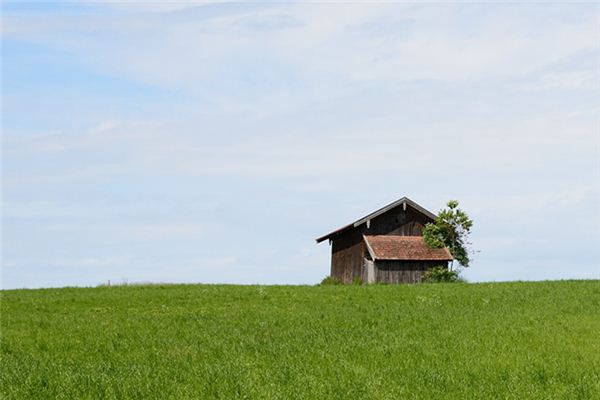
[363,235,453,261]
[315,196,437,243]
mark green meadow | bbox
[2,281,599,399]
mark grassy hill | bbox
[2,281,599,399]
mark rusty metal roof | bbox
[363,235,453,261]
[315,196,437,243]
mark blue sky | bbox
[2,1,599,289]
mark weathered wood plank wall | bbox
[329,205,435,283]
[373,260,448,284]
[331,229,364,283]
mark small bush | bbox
[320,276,343,285]
[422,266,461,283]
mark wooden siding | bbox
[366,206,431,236]
[329,203,435,283]
[365,259,375,284]
[330,228,364,283]
[373,260,448,284]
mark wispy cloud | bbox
[5,3,598,90]
[2,2,599,288]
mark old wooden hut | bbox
[316,197,453,284]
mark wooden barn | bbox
[316,197,453,284]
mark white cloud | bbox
[4,3,598,89]
[91,119,121,134]
[2,2,599,288]
[3,105,598,183]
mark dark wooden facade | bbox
[373,260,444,284]
[316,197,451,284]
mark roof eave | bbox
[375,258,453,261]
[363,235,376,260]
[362,235,454,261]
[315,196,437,243]
[353,197,437,226]
[315,223,353,243]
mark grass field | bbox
[2,281,600,399]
